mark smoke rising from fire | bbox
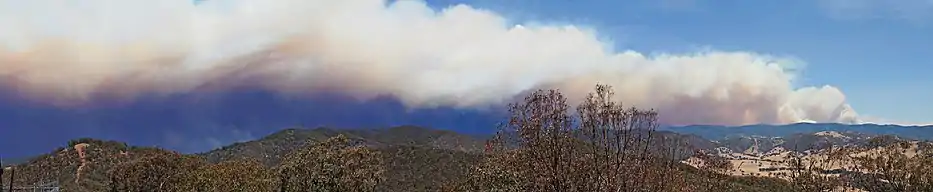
[0,0,861,125]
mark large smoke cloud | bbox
[0,0,861,126]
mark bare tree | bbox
[784,144,843,192]
[781,137,933,192]
[457,84,680,192]
[576,84,666,192]
[848,140,933,192]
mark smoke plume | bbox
[0,0,861,126]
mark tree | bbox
[194,159,278,192]
[694,151,732,173]
[108,153,207,192]
[780,138,933,192]
[457,84,681,192]
[781,141,845,192]
[848,141,933,192]
[279,135,386,192]
[575,84,671,192]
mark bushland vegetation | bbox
[3,84,931,192]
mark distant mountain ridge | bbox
[712,131,891,155]
[663,123,933,141]
[199,125,487,166]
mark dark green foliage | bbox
[379,145,482,191]
[200,127,348,166]
[200,126,486,167]
[67,138,127,150]
[188,159,279,192]
[279,134,385,192]
[2,138,174,192]
[109,154,208,192]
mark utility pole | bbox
[0,159,4,191]
[7,167,13,192]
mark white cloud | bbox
[0,0,868,126]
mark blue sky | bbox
[421,0,932,123]
[0,0,930,158]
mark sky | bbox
[423,0,933,124]
[0,0,930,158]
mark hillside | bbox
[6,124,928,191]
[0,139,182,191]
[1,126,488,191]
[688,131,933,189]
[198,125,488,191]
[1,157,27,167]
[379,145,483,191]
[665,123,933,141]
[199,126,486,166]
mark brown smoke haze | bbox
[0,0,863,126]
